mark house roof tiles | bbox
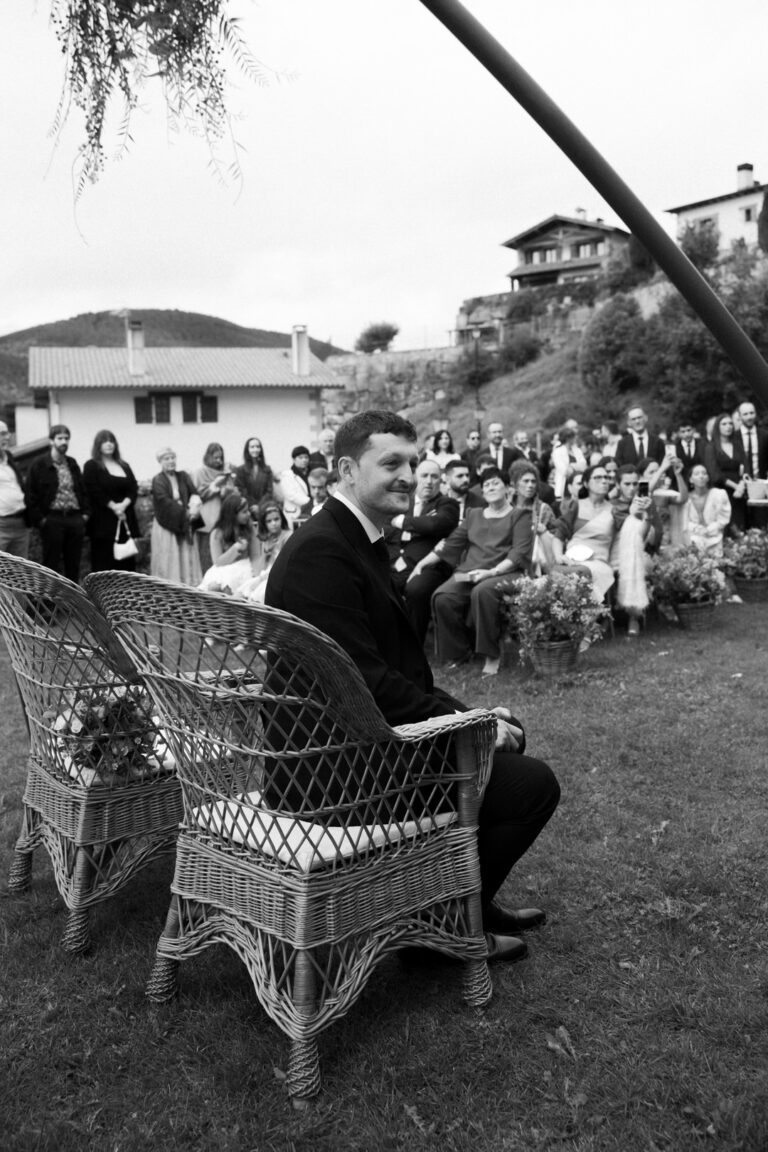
[29,346,340,390]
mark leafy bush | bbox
[579,294,647,401]
[648,547,725,605]
[498,325,541,371]
[503,572,605,662]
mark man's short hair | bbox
[602,419,619,436]
[334,410,417,463]
[444,458,470,476]
[617,463,639,479]
[474,453,495,470]
[307,467,328,484]
[49,424,70,440]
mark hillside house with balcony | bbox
[503,213,631,291]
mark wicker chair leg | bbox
[287,1037,322,1106]
[62,907,91,954]
[462,958,493,1007]
[147,954,180,1003]
[7,849,33,892]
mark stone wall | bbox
[323,346,465,419]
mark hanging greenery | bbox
[49,1,272,194]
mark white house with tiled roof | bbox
[665,163,767,254]
[19,324,341,480]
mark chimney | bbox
[291,324,310,376]
[127,320,146,377]
[737,162,755,191]
[575,207,587,220]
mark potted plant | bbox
[722,528,768,601]
[648,546,725,629]
[503,571,605,675]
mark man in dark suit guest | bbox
[486,421,516,475]
[459,429,483,483]
[444,460,485,521]
[385,459,458,593]
[737,400,768,527]
[298,467,329,519]
[308,428,336,472]
[266,410,559,964]
[614,406,666,467]
[674,421,705,482]
[508,430,540,470]
[25,424,90,583]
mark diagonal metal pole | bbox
[418,0,768,405]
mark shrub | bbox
[648,547,725,605]
[722,528,768,579]
[502,572,605,663]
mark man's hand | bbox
[490,706,522,752]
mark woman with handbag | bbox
[83,430,140,572]
[150,447,203,586]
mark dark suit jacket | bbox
[25,453,90,526]
[615,433,666,467]
[675,439,705,481]
[265,497,462,727]
[486,445,516,475]
[508,447,540,471]
[738,427,768,479]
[384,492,458,577]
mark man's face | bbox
[678,424,694,443]
[415,461,441,501]
[739,403,757,428]
[488,424,504,447]
[465,430,480,450]
[294,453,310,471]
[513,432,529,450]
[447,465,470,496]
[309,477,327,501]
[341,433,417,527]
[319,430,335,454]
[618,471,639,501]
[51,432,70,455]
[628,408,647,432]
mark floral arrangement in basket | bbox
[648,547,726,606]
[44,684,174,787]
[503,571,605,663]
[721,528,768,579]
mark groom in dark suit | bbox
[266,410,559,964]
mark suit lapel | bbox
[325,499,417,619]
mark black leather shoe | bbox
[485,932,528,964]
[484,902,547,934]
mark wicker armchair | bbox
[85,571,497,1105]
[0,553,181,953]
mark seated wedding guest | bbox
[199,492,260,595]
[410,467,533,675]
[682,463,731,555]
[150,448,202,586]
[0,420,30,558]
[279,445,311,525]
[232,436,274,519]
[598,455,619,499]
[550,464,616,601]
[385,458,458,595]
[298,468,329,519]
[308,428,336,472]
[639,453,687,549]
[703,412,747,533]
[83,429,140,572]
[423,428,460,472]
[468,453,498,497]
[238,500,292,603]
[444,459,485,521]
[508,459,557,575]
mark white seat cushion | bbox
[194,791,456,874]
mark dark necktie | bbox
[372,538,389,565]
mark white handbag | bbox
[114,521,139,561]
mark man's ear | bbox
[336,455,355,482]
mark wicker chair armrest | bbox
[392,707,496,743]
[392,708,496,796]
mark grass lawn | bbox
[1,602,767,1151]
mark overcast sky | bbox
[2,0,766,350]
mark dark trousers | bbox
[478,750,560,908]
[433,572,526,661]
[403,562,452,644]
[41,512,86,583]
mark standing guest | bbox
[83,429,139,572]
[25,424,90,583]
[550,426,587,502]
[598,420,622,459]
[385,459,459,594]
[279,445,311,525]
[412,468,533,673]
[737,400,768,529]
[682,463,731,555]
[150,448,202,586]
[266,410,559,964]
[703,412,747,533]
[614,406,665,467]
[0,420,30,558]
[233,436,274,520]
[308,428,336,472]
[423,429,460,471]
[459,428,483,483]
[299,468,330,518]
[193,442,233,572]
[508,430,540,469]
[486,421,515,475]
[674,421,705,482]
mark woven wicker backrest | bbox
[0,553,163,788]
[86,572,468,865]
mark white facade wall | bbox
[41,387,324,481]
[675,192,762,252]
